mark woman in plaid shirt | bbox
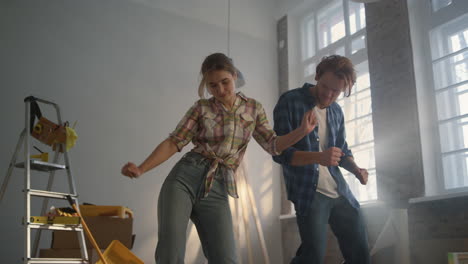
[121,53,317,263]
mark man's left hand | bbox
[354,168,368,185]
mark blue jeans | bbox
[291,192,370,264]
[155,151,237,264]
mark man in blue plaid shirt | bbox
[273,55,371,264]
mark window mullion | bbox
[442,147,468,156]
[438,112,468,124]
[432,46,468,64]
[314,13,319,57]
[343,0,352,57]
[435,79,468,93]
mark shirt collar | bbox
[211,92,246,112]
[237,91,249,102]
[301,83,317,104]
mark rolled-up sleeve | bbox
[169,101,201,151]
[252,101,281,156]
[272,94,298,165]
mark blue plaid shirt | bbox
[273,83,359,216]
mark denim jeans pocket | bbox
[181,152,210,166]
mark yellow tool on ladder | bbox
[0,96,89,264]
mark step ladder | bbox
[0,96,89,264]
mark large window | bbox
[429,1,468,191]
[300,0,377,202]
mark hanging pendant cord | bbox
[227,0,231,56]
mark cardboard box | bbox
[52,216,134,249]
[39,248,101,264]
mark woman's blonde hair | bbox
[198,53,237,98]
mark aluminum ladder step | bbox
[28,223,83,231]
[28,189,77,199]
[27,258,88,263]
[16,160,66,172]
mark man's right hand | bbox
[319,147,344,166]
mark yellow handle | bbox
[30,153,49,162]
[71,203,109,264]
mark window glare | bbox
[430,14,468,59]
[435,84,468,121]
[356,72,370,92]
[304,17,316,59]
[442,150,468,189]
[432,50,468,89]
[439,117,468,153]
[317,1,345,49]
[335,46,345,56]
[431,0,452,12]
[331,21,346,43]
[351,35,366,54]
[350,13,356,34]
[349,1,366,35]
[304,63,316,77]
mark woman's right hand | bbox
[121,162,143,179]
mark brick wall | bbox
[409,196,468,264]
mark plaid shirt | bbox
[272,83,359,216]
[169,92,280,198]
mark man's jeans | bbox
[291,192,371,264]
[155,151,237,264]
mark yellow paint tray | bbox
[96,240,144,264]
[79,205,133,218]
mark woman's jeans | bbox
[292,192,371,264]
[155,151,237,264]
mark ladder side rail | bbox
[54,101,63,126]
[0,129,26,202]
[24,100,32,263]
[63,149,77,197]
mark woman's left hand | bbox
[300,109,318,135]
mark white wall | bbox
[0,0,282,263]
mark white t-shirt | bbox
[314,106,339,198]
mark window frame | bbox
[300,0,368,83]
[413,0,468,195]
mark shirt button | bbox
[316,138,320,141]
[316,168,319,171]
